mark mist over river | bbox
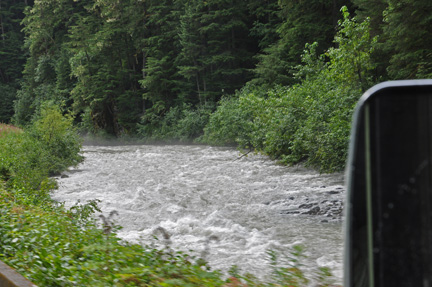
[52,144,345,283]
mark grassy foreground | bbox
[0,105,339,286]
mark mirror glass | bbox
[345,80,432,287]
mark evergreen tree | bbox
[352,0,387,36]
[17,0,145,134]
[69,0,145,135]
[14,0,81,125]
[383,0,432,79]
[352,0,389,81]
[247,0,281,50]
[0,0,29,123]
[176,0,253,105]
[139,0,182,113]
[253,0,350,86]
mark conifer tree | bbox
[352,0,390,80]
[352,0,387,36]
[69,0,145,134]
[383,0,432,79]
[247,0,281,50]
[253,0,349,86]
[14,0,82,125]
[139,0,182,112]
[176,0,253,105]
[0,0,29,123]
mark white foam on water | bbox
[53,144,344,283]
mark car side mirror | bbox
[345,80,432,287]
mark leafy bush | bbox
[200,93,254,147]
[0,102,82,205]
[202,8,377,172]
[0,130,54,204]
[29,102,83,175]
[139,103,213,142]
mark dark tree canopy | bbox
[0,0,30,123]
[1,0,431,136]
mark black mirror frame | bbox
[344,79,432,287]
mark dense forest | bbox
[1,0,432,171]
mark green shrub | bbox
[0,102,82,205]
[139,103,213,142]
[202,9,376,173]
[29,102,83,175]
[0,130,54,204]
[201,94,253,146]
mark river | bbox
[52,144,345,283]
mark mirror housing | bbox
[345,80,432,286]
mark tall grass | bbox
[0,123,22,137]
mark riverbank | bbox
[1,114,229,286]
[1,123,342,286]
[0,104,342,286]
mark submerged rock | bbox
[279,185,345,221]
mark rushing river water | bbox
[52,144,345,283]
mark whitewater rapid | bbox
[53,144,344,283]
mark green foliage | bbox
[30,102,83,174]
[68,0,145,136]
[4,0,432,142]
[203,8,376,172]
[352,0,387,37]
[0,102,82,206]
[139,0,182,110]
[267,247,309,286]
[251,0,349,86]
[15,0,260,136]
[247,0,281,50]
[139,103,213,142]
[0,129,56,205]
[327,6,378,91]
[200,93,254,147]
[175,0,254,104]
[0,84,17,123]
[383,0,432,79]
[0,1,29,123]
[353,0,432,80]
[13,87,36,126]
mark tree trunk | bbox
[142,50,146,79]
[202,76,207,103]
[195,73,202,104]
[332,0,338,31]
[0,0,5,45]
